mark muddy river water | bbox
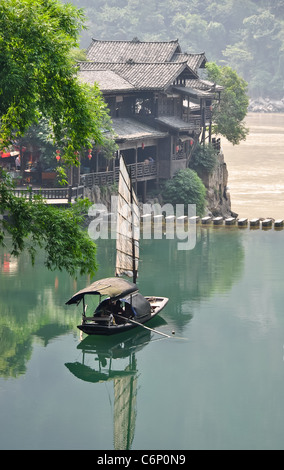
[222,113,284,219]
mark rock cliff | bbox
[196,150,234,218]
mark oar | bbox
[114,314,173,338]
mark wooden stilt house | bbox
[78,38,222,198]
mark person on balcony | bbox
[15,155,21,170]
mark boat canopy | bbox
[125,292,151,319]
[65,277,138,305]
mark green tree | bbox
[222,44,254,81]
[172,13,209,52]
[0,0,109,162]
[241,11,283,98]
[0,169,97,277]
[16,118,57,172]
[205,62,249,145]
[189,144,218,174]
[162,169,206,216]
[0,0,112,276]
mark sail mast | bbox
[115,156,139,283]
[130,181,137,284]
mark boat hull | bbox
[77,297,168,336]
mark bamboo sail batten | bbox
[115,157,139,281]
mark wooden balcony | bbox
[182,106,212,128]
[11,186,85,204]
[81,162,157,188]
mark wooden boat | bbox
[66,276,168,335]
[66,156,169,335]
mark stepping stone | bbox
[262,218,272,227]
[213,217,223,225]
[225,217,236,225]
[249,218,260,227]
[141,213,152,222]
[189,216,200,224]
[238,218,248,226]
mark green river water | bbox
[1,226,284,450]
[1,113,284,450]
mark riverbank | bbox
[248,98,284,113]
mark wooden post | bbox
[68,185,72,203]
[135,146,138,194]
[143,180,147,203]
[201,100,206,146]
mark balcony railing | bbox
[81,162,157,188]
[182,107,212,127]
[12,186,85,203]
[81,169,119,188]
[212,138,221,152]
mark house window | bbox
[159,96,174,116]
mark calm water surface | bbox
[1,226,284,450]
[222,113,284,219]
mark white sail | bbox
[115,156,140,281]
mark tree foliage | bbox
[190,144,218,173]
[205,63,249,145]
[0,170,97,277]
[0,0,110,163]
[162,169,206,217]
[0,0,111,276]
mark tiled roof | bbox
[79,39,221,97]
[173,85,215,99]
[87,39,181,63]
[78,69,135,92]
[155,116,198,131]
[171,52,207,72]
[108,118,168,141]
[186,79,224,92]
[79,61,196,91]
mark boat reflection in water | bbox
[65,317,166,450]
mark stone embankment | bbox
[248,97,284,113]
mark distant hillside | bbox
[62,0,284,99]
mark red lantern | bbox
[56,150,60,161]
[190,139,193,146]
[88,149,92,160]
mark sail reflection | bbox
[65,319,166,450]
